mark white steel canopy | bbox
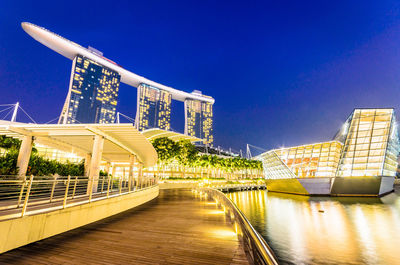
[0,122,158,167]
[142,128,203,143]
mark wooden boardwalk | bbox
[0,189,249,265]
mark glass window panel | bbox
[374,122,388,129]
[356,144,370,151]
[347,145,356,151]
[354,157,368,163]
[358,125,372,132]
[368,156,383,163]
[370,143,385,149]
[351,170,365,176]
[372,129,387,136]
[365,170,380,176]
[371,136,385,142]
[366,162,381,169]
[355,150,369,157]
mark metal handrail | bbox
[0,175,158,220]
[198,187,279,265]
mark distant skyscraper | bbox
[135,83,172,131]
[184,95,213,145]
[59,55,121,124]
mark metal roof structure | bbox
[141,128,203,143]
[0,122,158,167]
[21,22,214,104]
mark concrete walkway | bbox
[0,189,249,265]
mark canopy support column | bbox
[84,153,91,177]
[88,135,104,194]
[111,163,116,177]
[17,135,33,179]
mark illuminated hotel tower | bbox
[135,83,172,131]
[184,91,214,145]
[22,22,215,140]
[59,54,121,124]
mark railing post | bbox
[119,177,122,194]
[101,176,105,193]
[50,174,58,202]
[110,174,114,192]
[21,175,34,217]
[89,177,94,202]
[72,176,78,199]
[107,175,111,198]
[17,176,26,208]
[63,175,71,208]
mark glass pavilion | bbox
[260,108,400,179]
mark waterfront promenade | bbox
[0,189,248,265]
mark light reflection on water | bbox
[226,189,400,265]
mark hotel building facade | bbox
[135,83,172,131]
[59,55,121,124]
[184,93,214,145]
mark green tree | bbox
[151,137,264,181]
[176,140,198,167]
[0,136,21,150]
[0,149,19,175]
[152,137,179,164]
[175,140,197,178]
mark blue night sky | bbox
[1,1,400,154]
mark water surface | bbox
[227,188,400,265]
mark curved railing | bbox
[0,175,157,220]
[197,187,279,265]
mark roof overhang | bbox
[141,128,204,143]
[21,22,214,104]
[0,121,158,167]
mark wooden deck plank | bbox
[0,189,249,265]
